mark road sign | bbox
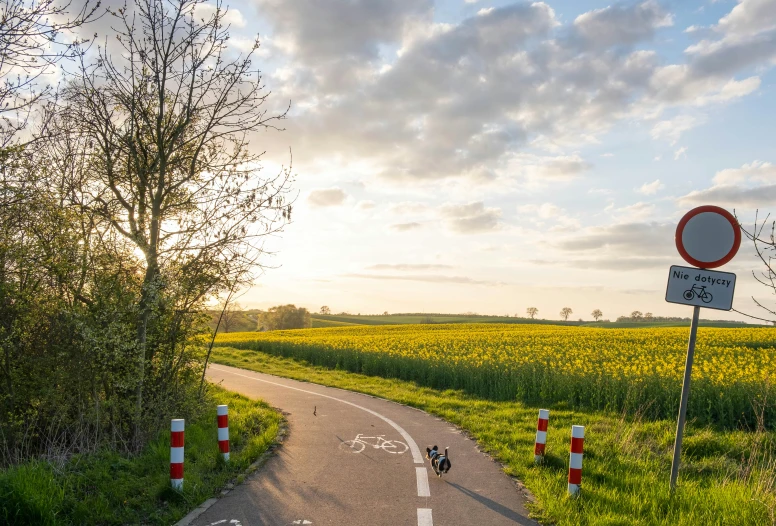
[675,205,740,269]
[668,205,740,493]
[665,265,736,311]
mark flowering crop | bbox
[216,324,776,428]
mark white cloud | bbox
[252,0,775,189]
[573,1,673,49]
[439,202,502,234]
[356,200,376,210]
[674,146,689,160]
[613,202,656,221]
[713,160,776,185]
[650,115,701,145]
[308,188,348,207]
[517,202,580,230]
[637,179,665,195]
[679,160,776,207]
[390,221,423,232]
[388,201,430,215]
[679,184,776,207]
[716,0,776,36]
[553,222,675,258]
[194,3,246,28]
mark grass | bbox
[0,386,282,525]
[311,318,362,328]
[211,346,776,526]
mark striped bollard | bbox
[568,425,584,496]
[534,409,549,464]
[217,405,230,461]
[170,419,185,490]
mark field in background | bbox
[216,323,776,429]
[310,313,755,328]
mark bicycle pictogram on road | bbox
[340,434,409,454]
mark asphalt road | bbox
[193,363,538,526]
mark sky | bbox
[96,0,776,321]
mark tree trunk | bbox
[134,257,158,451]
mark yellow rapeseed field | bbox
[216,324,776,428]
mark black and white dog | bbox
[426,445,451,477]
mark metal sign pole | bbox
[670,305,701,492]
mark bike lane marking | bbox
[210,365,434,524]
[416,467,431,497]
[210,365,424,463]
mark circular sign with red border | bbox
[675,205,740,269]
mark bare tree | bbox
[739,211,776,322]
[644,312,653,321]
[320,306,331,315]
[591,309,602,321]
[54,0,293,448]
[526,307,538,319]
[220,301,242,333]
[560,307,572,321]
[0,0,101,146]
[631,311,643,320]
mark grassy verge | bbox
[0,385,282,525]
[211,346,776,526]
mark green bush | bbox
[0,386,282,525]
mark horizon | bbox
[202,0,776,323]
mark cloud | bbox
[713,160,776,185]
[553,222,675,257]
[678,160,776,207]
[572,0,673,49]
[674,146,688,160]
[439,202,502,233]
[613,202,656,221]
[650,115,701,144]
[389,221,423,232]
[343,273,502,285]
[257,0,432,62]
[532,256,674,271]
[388,201,430,215]
[716,0,776,37]
[366,264,454,271]
[679,184,776,207]
[308,188,348,207]
[254,0,775,187]
[355,200,376,210]
[517,202,580,230]
[637,179,665,195]
[194,3,246,28]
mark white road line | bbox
[417,508,433,526]
[416,467,431,497]
[209,365,425,464]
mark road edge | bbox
[209,360,539,512]
[174,401,290,526]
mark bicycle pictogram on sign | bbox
[683,284,713,303]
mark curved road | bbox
[193,364,537,526]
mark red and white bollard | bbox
[534,409,549,464]
[170,419,185,490]
[217,405,230,461]
[568,425,584,496]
